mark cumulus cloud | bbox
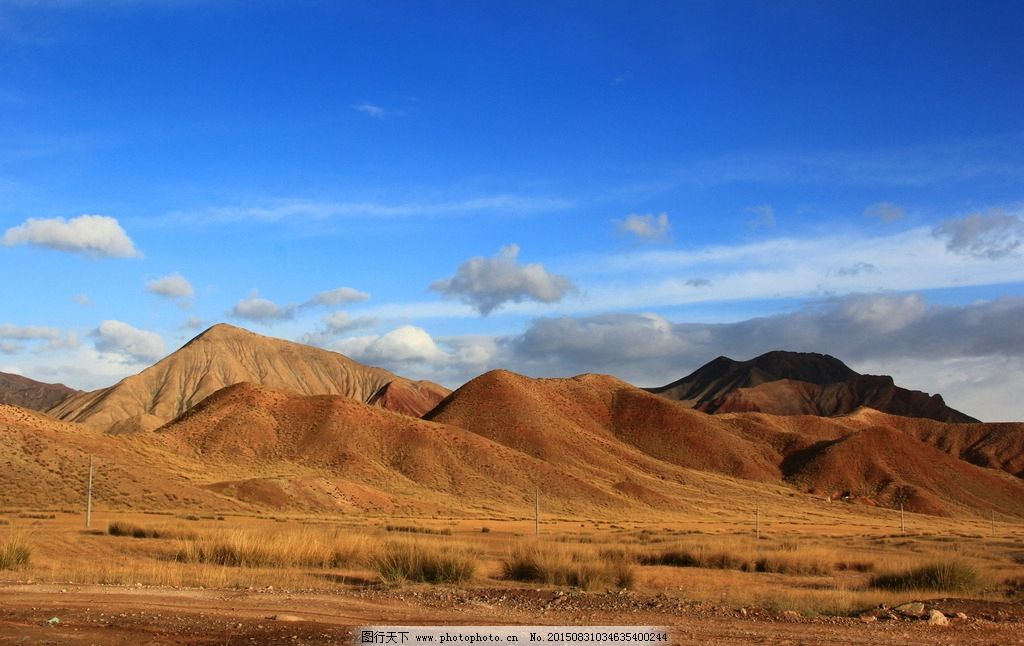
[91,320,165,364]
[430,244,576,315]
[504,294,1024,386]
[230,290,295,323]
[332,326,446,366]
[146,272,194,305]
[73,293,93,306]
[864,202,905,223]
[303,286,370,308]
[2,215,141,258]
[747,205,776,229]
[932,210,1024,259]
[617,212,671,242]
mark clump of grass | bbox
[373,540,476,584]
[869,559,981,593]
[0,531,31,570]
[108,521,196,540]
[639,545,747,571]
[480,527,491,533]
[174,528,367,569]
[502,542,635,590]
[384,524,452,536]
[755,554,831,576]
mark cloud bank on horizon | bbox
[2,2,1024,421]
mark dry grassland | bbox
[2,506,1023,618]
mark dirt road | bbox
[1,583,1022,646]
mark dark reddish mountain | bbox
[0,371,79,411]
[648,351,978,423]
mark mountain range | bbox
[0,324,1020,519]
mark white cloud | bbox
[230,290,295,323]
[0,323,61,342]
[170,194,574,224]
[73,292,93,306]
[181,316,205,330]
[932,210,1024,259]
[303,286,370,308]
[91,320,165,364]
[431,244,576,315]
[864,202,905,223]
[299,311,379,346]
[746,205,776,229]
[146,272,194,304]
[1,342,21,354]
[354,102,386,119]
[361,326,446,363]
[2,214,141,258]
[617,212,671,241]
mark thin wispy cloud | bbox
[164,194,575,226]
[616,212,671,242]
[864,202,905,223]
[746,205,776,229]
[302,286,370,308]
[353,102,386,119]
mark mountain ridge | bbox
[647,350,978,423]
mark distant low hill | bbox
[47,323,448,433]
[647,350,978,423]
[0,371,78,411]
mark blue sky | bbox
[2,1,1024,420]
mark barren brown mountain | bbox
[0,370,78,411]
[46,323,448,433]
[648,350,978,423]
[428,370,1024,517]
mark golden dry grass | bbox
[2,509,1022,617]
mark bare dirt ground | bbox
[2,583,1023,646]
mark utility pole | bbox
[755,502,760,540]
[534,486,540,537]
[86,455,93,529]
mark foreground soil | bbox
[2,583,1022,646]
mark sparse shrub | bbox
[174,528,367,569]
[481,527,491,533]
[108,521,196,540]
[870,559,981,593]
[502,542,635,591]
[0,531,30,570]
[384,524,452,536]
[640,545,747,571]
[755,554,831,576]
[372,540,476,584]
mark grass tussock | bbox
[108,520,197,540]
[384,524,452,536]
[502,541,635,591]
[869,559,982,593]
[174,528,367,569]
[0,531,31,570]
[639,539,839,576]
[372,540,476,584]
